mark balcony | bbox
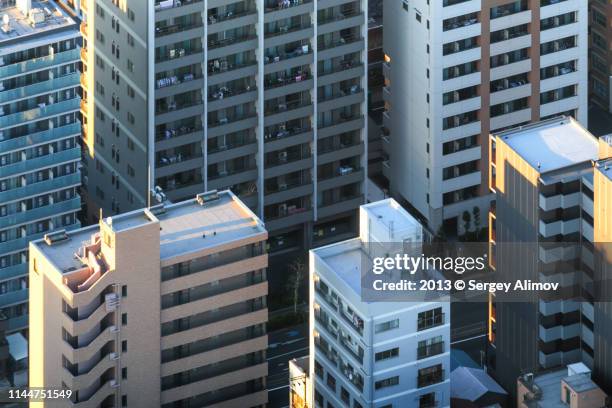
[418,313,445,331]
[0,147,80,178]
[0,197,81,230]
[0,48,80,78]
[0,98,80,130]
[318,194,363,218]
[208,35,258,60]
[417,341,445,360]
[265,182,313,205]
[264,0,313,22]
[418,369,445,388]
[318,36,364,61]
[0,122,80,153]
[0,73,80,104]
[264,207,313,231]
[208,9,257,35]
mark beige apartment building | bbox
[29,190,269,408]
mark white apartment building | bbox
[310,199,450,408]
[382,0,588,234]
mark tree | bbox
[472,206,481,233]
[462,211,472,237]
[287,257,306,314]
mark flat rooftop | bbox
[313,199,427,299]
[522,370,601,408]
[33,191,266,272]
[156,192,266,259]
[497,116,599,174]
[0,0,76,47]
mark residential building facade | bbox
[0,0,82,334]
[29,190,269,407]
[310,199,450,408]
[79,0,368,252]
[383,0,588,234]
[589,0,612,113]
[487,117,600,394]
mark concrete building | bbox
[383,0,588,234]
[0,0,82,335]
[592,136,612,394]
[78,0,368,253]
[589,0,612,113]
[367,0,384,180]
[310,199,450,408]
[516,363,607,408]
[289,356,312,408]
[487,117,601,395]
[29,190,269,407]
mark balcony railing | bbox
[418,370,445,388]
[417,341,445,360]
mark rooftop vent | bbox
[197,190,219,205]
[1,14,11,33]
[44,230,69,245]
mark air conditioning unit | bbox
[452,66,460,77]
[502,78,509,89]
[279,183,288,191]
[502,30,509,40]
[279,203,288,215]
[453,42,460,53]
[453,116,461,127]
[554,16,560,26]
[502,54,510,65]
[503,104,511,114]
[279,151,288,162]
[109,352,119,361]
[110,380,120,388]
[452,91,460,102]
[554,41,560,52]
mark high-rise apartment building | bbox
[30,190,269,407]
[79,0,368,251]
[589,0,612,113]
[383,0,588,234]
[487,117,601,394]
[310,199,450,408]
[0,0,82,334]
[592,136,612,393]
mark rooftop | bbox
[313,199,429,300]
[519,366,604,408]
[33,191,267,273]
[156,192,266,259]
[497,116,599,174]
[450,366,507,402]
[0,0,76,47]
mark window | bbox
[340,387,350,404]
[418,307,444,331]
[122,285,127,297]
[375,318,399,333]
[122,313,127,325]
[122,395,127,407]
[122,367,127,379]
[402,1,408,11]
[416,13,422,22]
[122,340,127,352]
[326,373,336,391]
[375,376,399,390]
[375,347,399,361]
